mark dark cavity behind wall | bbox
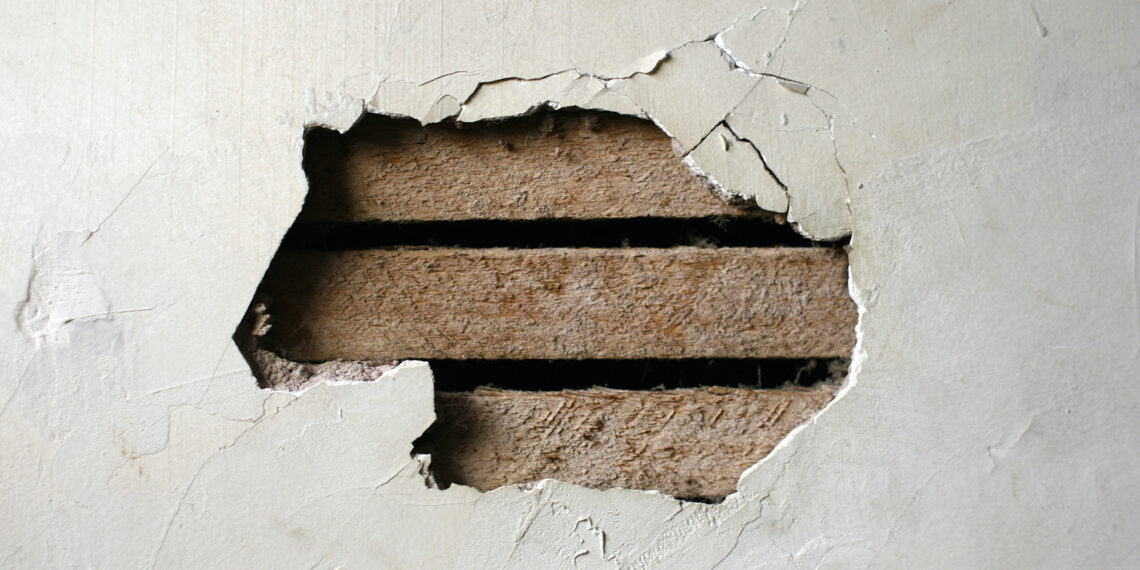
[427,358,844,391]
[280,216,817,250]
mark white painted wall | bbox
[2,1,1138,567]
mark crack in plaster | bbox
[812,97,854,218]
[722,119,791,197]
[633,29,852,239]
[418,70,483,87]
[367,51,674,128]
[354,24,855,247]
[149,393,305,568]
[715,447,811,566]
[274,458,420,525]
[682,121,789,213]
[712,2,866,241]
[607,41,763,152]
[768,0,804,76]
[1131,194,1140,362]
[360,7,851,243]
[452,62,670,123]
[709,500,768,570]
[712,0,804,77]
[193,340,234,408]
[84,147,170,243]
[0,357,36,421]
[148,361,436,566]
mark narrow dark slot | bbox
[281,216,824,250]
[427,358,844,391]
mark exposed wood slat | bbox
[299,111,757,223]
[258,247,855,362]
[421,384,839,501]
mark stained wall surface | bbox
[2,1,1138,567]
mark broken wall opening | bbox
[234,110,856,502]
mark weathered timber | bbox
[257,247,855,362]
[421,383,840,501]
[299,111,757,223]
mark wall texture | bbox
[2,1,1138,567]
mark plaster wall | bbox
[2,1,1138,567]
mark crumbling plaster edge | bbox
[264,359,428,396]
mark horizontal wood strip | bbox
[299,111,756,223]
[422,384,839,500]
[258,247,855,361]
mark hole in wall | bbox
[234,110,857,502]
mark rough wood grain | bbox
[299,111,759,223]
[420,383,840,501]
[257,247,855,362]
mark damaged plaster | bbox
[3,0,1140,567]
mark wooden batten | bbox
[257,247,855,363]
[421,383,840,501]
[299,111,758,223]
